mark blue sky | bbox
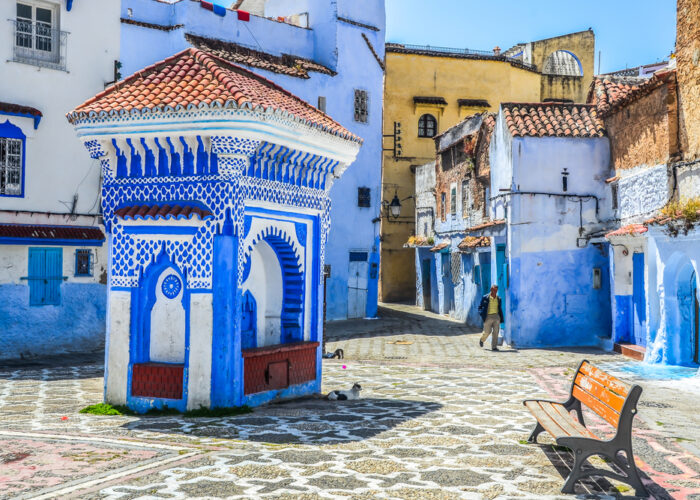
[385,0,677,74]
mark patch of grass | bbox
[79,403,134,416]
[518,439,529,445]
[674,436,695,443]
[656,421,665,426]
[614,484,631,493]
[183,405,252,418]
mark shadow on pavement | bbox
[123,397,442,445]
[539,443,673,499]
[0,352,103,380]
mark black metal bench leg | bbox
[528,422,544,443]
[616,448,648,498]
[561,449,589,494]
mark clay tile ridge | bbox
[67,48,361,144]
[500,102,605,138]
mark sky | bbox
[385,0,677,74]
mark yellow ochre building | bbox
[380,30,595,302]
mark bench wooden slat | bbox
[575,373,626,413]
[539,402,592,439]
[579,362,630,397]
[524,401,570,439]
[549,402,599,440]
[572,385,620,427]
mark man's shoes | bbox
[479,340,483,348]
[492,347,499,352]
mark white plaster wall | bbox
[187,292,213,410]
[617,164,670,223]
[241,240,284,347]
[490,111,514,220]
[0,243,106,284]
[677,161,700,200]
[0,0,120,215]
[105,291,131,405]
[150,268,186,363]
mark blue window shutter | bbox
[45,248,62,305]
[28,248,46,306]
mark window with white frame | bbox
[0,137,23,196]
[14,2,64,69]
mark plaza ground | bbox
[1,304,699,499]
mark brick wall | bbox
[676,0,700,160]
[606,81,677,170]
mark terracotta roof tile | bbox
[587,70,676,117]
[115,203,214,221]
[458,236,491,250]
[0,224,104,241]
[185,33,335,79]
[502,103,605,138]
[605,224,648,238]
[67,48,360,143]
[0,101,42,117]
[406,235,431,247]
[430,242,450,252]
[467,219,505,233]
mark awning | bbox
[0,223,104,245]
[116,203,214,221]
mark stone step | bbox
[614,342,646,361]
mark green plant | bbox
[79,403,252,418]
[427,236,435,245]
[79,403,134,416]
[660,197,700,236]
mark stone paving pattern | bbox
[0,304,698,499]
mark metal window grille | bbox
[357,187,370,207]
[441,192,446,221]
[0,137,23,196]
[450,187,456,215]
[451,252,462,285]
[611,184,619,210]
[11,5,68,72]
[317,96,326,113]
[353,89,368,123]
[75,249,92,276]
[418,114,437,137]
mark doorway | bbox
[632,252,647,347]
[348,251,369,319]
[421,258,432,311]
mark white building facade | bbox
[0,0,120,360]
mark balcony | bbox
[10,19,68,72]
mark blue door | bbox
[496,245,507,326]
[632,252,646,347]
[28,248,62,306]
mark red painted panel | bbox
[131,363,184,400]
[243,341,318,395]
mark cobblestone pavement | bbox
[0,304,699,499]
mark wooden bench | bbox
[523,360,647,497]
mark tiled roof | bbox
[605,224,648,238]
[116,203,214,221]
[458,99,490,108]
[586,76,645,115]
[0,101,42,117]
[385,44,539,73]
[458,236,490,250]
[467,219,505,232]
[414,96,447,106]
[430,242,450,252]
[185,33,335,79]
[592,69,676,117]
[501,102,605,138]
[405,235,432,247]
[67,48,360,143]
[0,224,104,242]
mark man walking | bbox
[478,285,503,351]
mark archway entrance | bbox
[241,232,304,348]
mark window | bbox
[349,251,368,262]
[611,184,619,210]
[593,268,602,289]
[353,89,368,123]
[441,149,453,170]
[14,2,65,70]
[450,187,457,215]
[418,114,437,138]
[562,169,569,192]
[440,192,446,221]
[0,136,23,196]
[317,96,326,113]
[357,187,370,207]
[75,249,92,276]
[462,180,470,216]
[28,247,62,306]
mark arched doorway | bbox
[241,232,304,347]
[677,261,699,365]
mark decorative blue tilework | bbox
[161,274,182,298]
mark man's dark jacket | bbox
[478,293,504,323]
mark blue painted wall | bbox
[0,283,106,359]
[119,0,385,321]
